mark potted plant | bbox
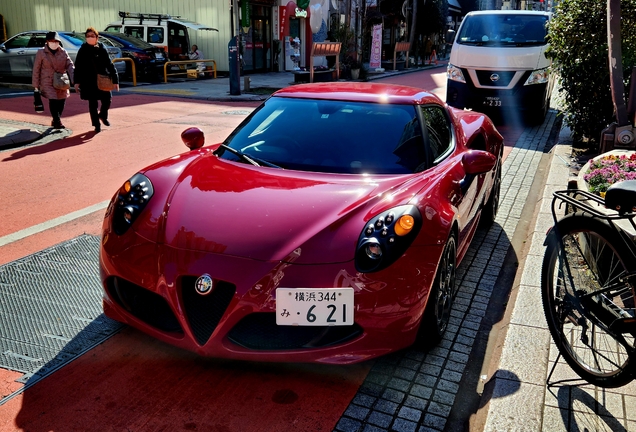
[349,59,362,80]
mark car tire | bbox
[416,234,457,349]
[480,163,501,228]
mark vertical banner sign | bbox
[272,7,279,40]
[279,6,287,40]
[370,24,382,69]
[241,1,250,28]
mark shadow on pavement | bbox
[2,130,98,161]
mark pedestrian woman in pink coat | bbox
[32,32,74,129]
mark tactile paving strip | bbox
[0,234,123,403]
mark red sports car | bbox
[100,82,503,364]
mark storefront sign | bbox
[370,24,382,68]
[273,7,279,40]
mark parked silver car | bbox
[0,31,126,79]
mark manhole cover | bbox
[222,110,253,115]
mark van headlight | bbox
[524,68,550,85]
[447,64,466,83]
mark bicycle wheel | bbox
[542,213,636,388]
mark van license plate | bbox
[483,97,502,107]
[276,288,354,326]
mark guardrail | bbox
[163,59,217,83]
[112,58,136,87]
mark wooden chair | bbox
[393,42,411,70]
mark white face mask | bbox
[86,36,98,46]
[48,42,60,50]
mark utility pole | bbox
[229,0,241,95]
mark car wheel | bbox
[480,164,501,227]
[417,234,457,348]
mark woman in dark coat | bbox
[73,27,119,133]
[32,32,75,129]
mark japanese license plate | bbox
[483,97,502,107]
[155,52,165,60]
[276,288,354,326]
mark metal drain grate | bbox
[0,234,123,403]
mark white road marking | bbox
[0,200,110,247]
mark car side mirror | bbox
[462,149,496,175]
[0,44,6,52]
[181,127,205,150]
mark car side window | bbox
[419,105,452,163]
[5,34,31,49]
[124,26,144,40]
[147,27,164,44]
[27,35,47,48]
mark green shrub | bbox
[546,0,636,146]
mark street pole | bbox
[229,0,241,95]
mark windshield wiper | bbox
[216,144,281,168]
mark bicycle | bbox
[541,180,636,388]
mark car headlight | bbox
[447,64,466,83]
[111,173,154,235]
[355,205,422,273]
[524,68,550,85]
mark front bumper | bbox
[446,69,550,114]
[100,229,441,364]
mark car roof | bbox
[272,82,441,105]
[466,10,551,17]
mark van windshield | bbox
[457,14,548,46]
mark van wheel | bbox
[525,103,548,126]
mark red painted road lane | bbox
[0,328,370,431]
[0,94,260,264]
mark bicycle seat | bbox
[605,180,636,214]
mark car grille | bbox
[475,70,517,87]
[227,313,363,350]
[106,277,183,334]
[180,276,236,346]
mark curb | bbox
[478,120,574,431]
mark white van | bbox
[446,10,553,124]
[105,12,218,61]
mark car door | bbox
[0,32,36,77]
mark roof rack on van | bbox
[118,11,181,25]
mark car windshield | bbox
[219,97,428,174]
[457,14,548,46]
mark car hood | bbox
[154,154,418,263]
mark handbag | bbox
[97,74,115,91]
[33,90,44,113]
[53,71,70,90]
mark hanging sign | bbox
[279,6,287,40]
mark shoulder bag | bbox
[97,74,115,91]
[44,52,70,90]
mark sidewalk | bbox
[479,125,636,431]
